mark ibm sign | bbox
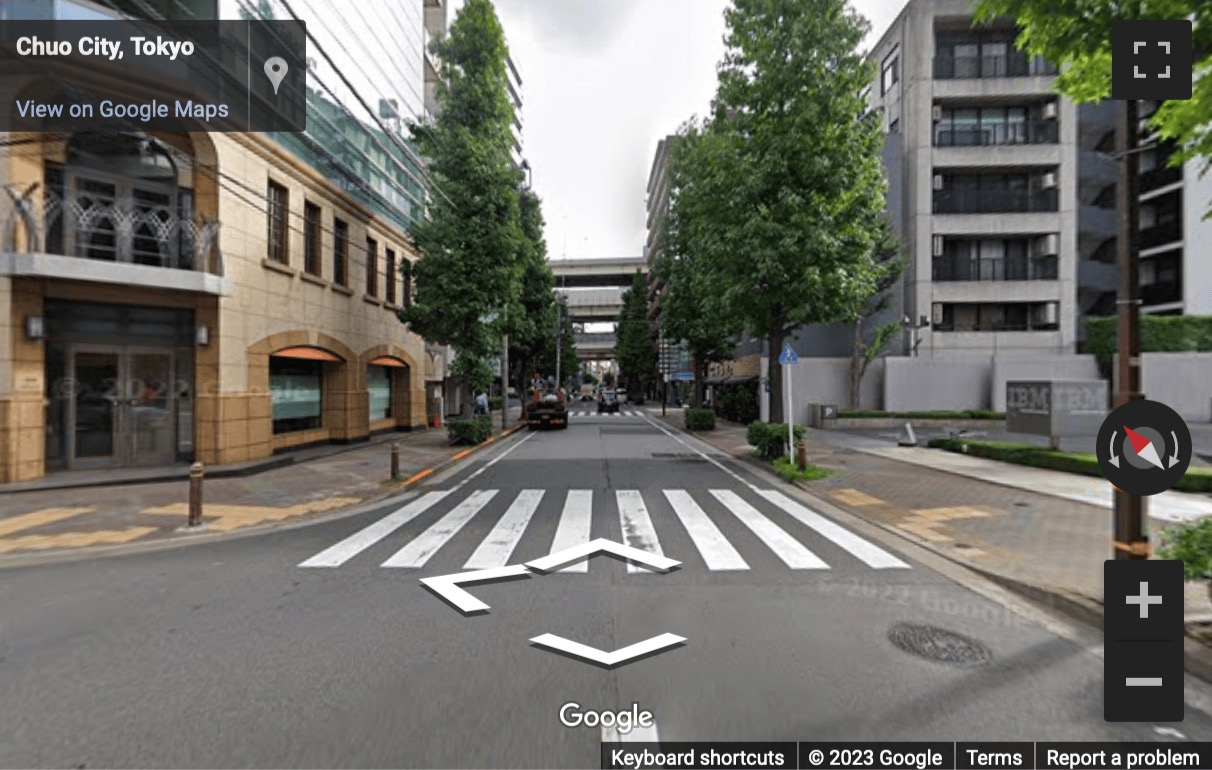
[1006,380,1108,438]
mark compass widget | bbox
[1096,400,1192,496]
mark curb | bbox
[0,422,528,570]
[656,416,1212,685]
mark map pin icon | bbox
[264,56,288,95]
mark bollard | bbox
[188,462,204,527]
[795,440,807,472]
[390,442,400,480]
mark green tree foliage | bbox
[401,0,522,399]
[680,0,891,422]
[616,271,658,395]
[660,128,741,408]
[534,296,577,387]
[975,0,1212,169]
[508,189,557,396]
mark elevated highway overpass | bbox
[551,257,647,359]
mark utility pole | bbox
[501,331,509,430]
[1114,98,1147,561]
[555,299,562,394]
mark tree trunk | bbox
[693,358,707,408]
[767,328,786,424]
[847,320,863,410]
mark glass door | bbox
[69,346,121,469]
[127,349,175,466]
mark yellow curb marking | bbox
[0,506,96,537]
[900,506,993,545]
[829,489,884,507]
[0,526,158,554]
[141,496,362,532]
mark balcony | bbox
[933,255,1058,282]
[934,52,1057,80]
[933,189,1058,214]
[1142,281,1182,306]
[0,187,226,295]
[1140,165,1182,193]
[935,122,1058,147]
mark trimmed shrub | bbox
[772,455,832,481]
[684,408,715,431]
[1158,517,1212,580]
[746,421,807,460]
[927,438,1212,494]
[488,396,504,411]
[1085,314,1212,358]
[448,416,492,445]
[716,385,759,424]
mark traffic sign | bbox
[778,344,799,365]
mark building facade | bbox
[0,0,444,483]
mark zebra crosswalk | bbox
[567,409,646,418]
[298,486,911,573]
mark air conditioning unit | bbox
[933,174,945,190]
[1041,172,1058,189]
[932,303,945,326]
[1032,302,1059,326]
[1043,102,1058,120]
[1034,233,1059,257]
[932,235,945,257]
[932,104,943,122]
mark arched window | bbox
[58,133,190,268]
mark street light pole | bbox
[501,331,509,431]
[555,299,562,394]
[1114,98,1147,561]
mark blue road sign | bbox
[778,344,799,365]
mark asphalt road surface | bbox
[2,408,1211,768]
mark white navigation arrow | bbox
[1169,430,1182,468]
[530,632,686,667]
[1109,430,1121,468]
[419,564,531,615]
[525,538,681,574]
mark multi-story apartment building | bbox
[507,53,524,168]
[0,0,444,483]
[868,0,1072,356]
[642,136,693,392]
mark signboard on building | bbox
[1006,380,1108,439]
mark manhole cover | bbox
[887,623,991,667]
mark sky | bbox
[452,0,913,261]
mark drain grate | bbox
[888,623,991,667]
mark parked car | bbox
[598,390,619,413]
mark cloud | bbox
[494,0,644,54]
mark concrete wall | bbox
[990,355,1100,411]
[785,357,885,418]
[885,356,993,411]
[1141,353,1212,423]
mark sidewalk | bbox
[656,413,1212,636]
[0,409,524,561]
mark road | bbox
[1,407,1210,768]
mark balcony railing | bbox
[1139,220,1181,250]
[1140,165,1181,192]
[1,187,222,275]
[933,255,1059,281]
[1142,281,1182,306]
[935,122,1058,147]
[934,189,1059,214]
[934,52,1057,80]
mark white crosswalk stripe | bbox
[381,489,497,568]
[298,490,452,568]
[548,489,594,573]
[463,489,544,569]
[617,490,664,574]
[297,487,910,574]
[709,489,829,569]
[664,490,749,571]
[756,489,910,569]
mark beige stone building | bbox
[0,129,430,483]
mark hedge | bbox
[448,416,492,445]
[684,408,715,432]
[747,421,807,460]
[1085,315,1212,358]
[488,396,504,411]
[928,438,1212,493]
[838,409,1004,420]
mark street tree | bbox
[660,128,740,407]
[535,295,577,388]
[615,271,658,398]
[400,0,522,407]
[684,0,891,422]
[974,0,1212,171]
[508,188,557,399]
[846,224,904,410]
